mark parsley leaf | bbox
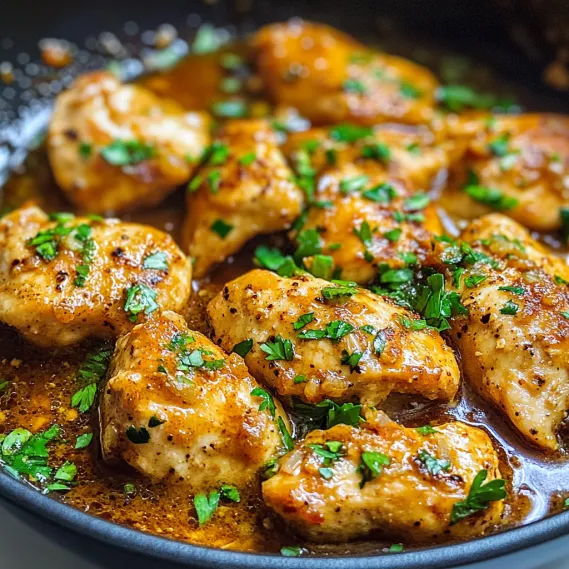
[232,339,253,358]
[464,185,519,211]
[143,251,169,271]
[329,124,372,143]
[450,470,506,524]
[293,312,315,330]
[260,336,294,361]
[277,417,294,451]
[294,399,363,428]
[124,283,159,322]
[500,300,519,315]
[358,451,390,487]
[210,219,233,238]
[75,433,93,449]
[126,426,150,444]
[362,183,397,203]
[251,387,276,418]
[417,450,451,475]
[194,491,221,525]
[416,425,438,436]
[100,140,155,166]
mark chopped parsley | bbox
[232,338,253,358]
[416,425,438,436]
[310,254,334,280]
[143,251,169,271]
[124,283,159,322]
[72,347,112,413]
[498,285,524,295]
[251,387,276,418]
[239,151,256,166]
[322,280,359,300]
[254,245,300,278]
[126,426,150,444]
[361,142,390,162]
[148,416,166,428]
[500,300,519,315]
[340,175,369,194]
[79,142,92,159]
[294,229,322,261]
[362,183,397,204]
[343,78,367,94]
[358,450,390,488]
[100,140,155,166]
[293,312,315,330]
[260,336,294,361]
[280,546,302,557]
[0,424,61,486]
[294,399,363,429]
[561,207,569,242]
[418,450,451,475]
[404,193,430,211]
[298,320,354,341]
[353,220,373,247]
[464,274,487,288]
[278,417,294,451]
[450,469,506,525]
[341,350,363,369]
[75,433,93,449]
[464,185,519,211]
[329,124,372,143]
[210,218,233,238]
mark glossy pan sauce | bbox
[1,28,569,557]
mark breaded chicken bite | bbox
[263,410,505,543]
[252,21,439,126]
[0,204,191,348]
[443,114,569,231]
[48,71,210,214]
[439,215,569,449]
[182,119,304,277]
[207,269,459,406]
[100,311,288,490]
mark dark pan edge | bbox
[2,471,569,568]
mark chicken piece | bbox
[48,71,210,214]
[441,216,569,449]
[287,136,443,284]
[0,204,191,348]
[442,114,569,231]
[252,21,439,126]
[461,213,569,282]
[207,269,460,406]
[283,122,454,190]
[263,410,504,543]
[100,311,287,489]
[182,119,304,277]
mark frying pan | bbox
[1,1,569,567]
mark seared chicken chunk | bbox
[0,204,191,348]
[283,123,454,190]
[252,21,439,126]
[442,215,569,449]
[443,114,569,231]
[182,119,304,277]
[286,126,444,284]
[263,410,504,543]
[207,269,459,405]
[48,71,210,214]
[100,311,287,489]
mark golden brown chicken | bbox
[182,119,304,277]
[207,269,460,406]
[263,410,504,543]
[283,122,453,190]
[252,21,439,126]
[442,114,569,232]
[100,311,288,490]
[0,204,191,348]
[48,71,210,214]
[440,214,569,449]
[285,125,445,284]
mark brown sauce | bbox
[1,28,569,557]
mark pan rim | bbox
[1,471,569,568]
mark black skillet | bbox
[1,1,569,567]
